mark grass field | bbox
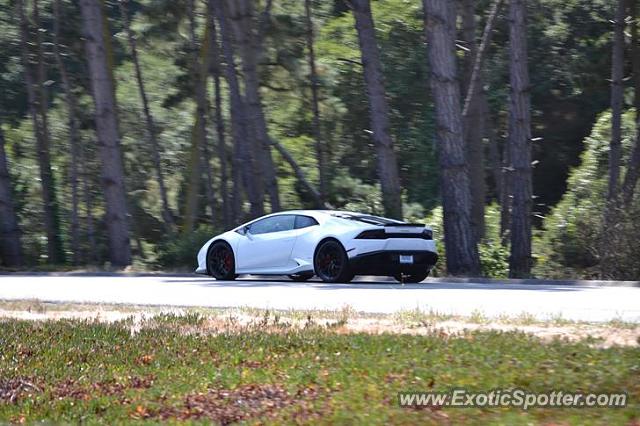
[0,313,638,425]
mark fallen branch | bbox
[270,138,331,209]
[462,0,502,118]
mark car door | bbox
[236,215,298,271]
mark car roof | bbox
[267,210,406,224]
[234,210,412,231]
[267,209,366,218]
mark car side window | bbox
[295,215,319,229]
[248,215,296,235]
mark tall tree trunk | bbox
[182,0,214,233]
[33,0,66,264]
[80,144,98,264]
[212,0,264,219]
[499,137,511,244]
[257,0,273,42]
[483,97,502,203]
[225,0,280,212]
[52,0,81,265]
[79,0,132,267]
[621,0,640,206]
[633,0,640,120]
[350,0,403,219]
[460,0,486,242]
[119,0,175,231]
[201,130,217,224]
[19,0,65,264]
[305,0,328,203]
[507,0,533,278]
[207,9,232,228]
[34,0,67,265]
[423,0,480,275]
[608,0,625,202]
[0,125,23,267]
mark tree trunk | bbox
[460,0,486,243]
[0,125,23,267]
[483,96,502,204]
[305,0,328,203]
[212,0,264,219]
[423,0,480,275]
[633,0,640,120]
[52,0,81,265]
[182,0,214,233]
[201,131,217,224]
[79,0,132,267]
[500,137,511,244]
[119,0,175,231]
[608,0,625,202]
[350,0,403,219]
[507,0,533,278]
[19,0,65,264]
[225,0,280,212]
[80,144,98,264]
[621,0,640,206]
[33,0,66,264]
[207,9,232,228]
[257,0,273,42]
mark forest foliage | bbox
[0,0,639,279]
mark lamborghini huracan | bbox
[195,210,438,283]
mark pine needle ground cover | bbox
[0,313,638,425]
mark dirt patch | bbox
[0,378,42,404]
[137,384,321,424]
[51,375,155,401]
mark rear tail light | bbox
[356,229,434,239]
[355,229,387,239]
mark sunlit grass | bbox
[0,316,638,424]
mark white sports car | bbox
[195,210,438,283]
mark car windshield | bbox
[329,212,405,226]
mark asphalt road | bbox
[0,274,638,322]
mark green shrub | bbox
[425,204,508,278]
[479,242,509,278]
[156,225,219,270]
[534,109,640,280]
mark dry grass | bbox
[0,300,637,348]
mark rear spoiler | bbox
[384,223,425,227]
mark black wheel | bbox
[393,271,429,283]
[314,240,353,283]
[288,273,314,282]
[207,241,236,280]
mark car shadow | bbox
[161,276,586,292]
[0,272,600,292]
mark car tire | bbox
[288,273,314,282]
[207,241,237,280]
[393,271,429,283]
[314,239,353,283]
